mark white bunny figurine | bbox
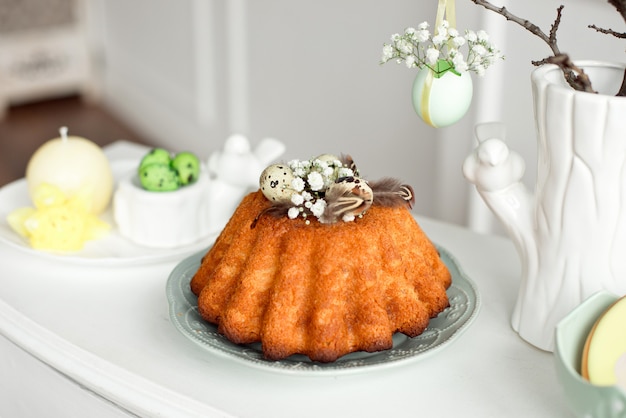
[206,134,285,232]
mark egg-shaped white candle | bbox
[26,127,114,215]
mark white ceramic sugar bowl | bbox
[113,165,212,248]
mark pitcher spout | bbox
[463,123,534,256]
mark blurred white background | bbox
[1,0,622,233]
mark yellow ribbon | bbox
[421,69,435,127]
[421,0,456,127]
[434,0,456,32]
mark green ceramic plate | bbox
[166,245,480,375]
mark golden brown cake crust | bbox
[191,190,451,362]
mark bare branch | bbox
[470,0,589,92]
[590,2,626,96]
[545,54,596,93]
[470,0,559,54]
[531,58,549,66]
[548,6,565,48]
[588,24,626,39]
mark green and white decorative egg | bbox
[412,64,473,128]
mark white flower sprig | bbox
[286,157,355,224]
[381,20,503,77]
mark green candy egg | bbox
[171,152,200,186]
[139,163,180,191]
[139,148,171,172]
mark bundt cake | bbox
[190,154,451,363]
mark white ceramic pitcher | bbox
[463,61,626,351]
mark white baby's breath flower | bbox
[380,21,500,77]
[432,34,446,46]
[472,44,487,57]
[307,172,324,191]
[452,36,466,48]
[337,167,354,178]
[310,199,327,218]
[342,213,356,222]
[382,44,394,61]
[291,193,304,205]
[312,159,327,169]
[288,159,305,170]
[453,53,468,72]
[397,39,413,54]
[287,207,300,219]
[426,47,440,65]
[322,166,334,178]
[391,33,401,42]
[475,64,486,76]
[289,160,306,177]
[416,29,430,42]
[301,191,313,201]
[291,177,305,192]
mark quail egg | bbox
[259,164,296,203]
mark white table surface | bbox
[0,141,572,417]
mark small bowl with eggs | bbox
[554,291,626,418]
[113,149,213,249]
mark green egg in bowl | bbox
[554,291,626,418]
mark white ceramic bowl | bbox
[554,291,626,418]
[113,167,212,248]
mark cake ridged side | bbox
[260,229,317,360]
[191,190,451,362]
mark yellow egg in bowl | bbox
[554,291,626,418]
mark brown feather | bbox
[369,178,415,209]
[321,177,373,223]
[251,204,291,228]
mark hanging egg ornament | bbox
[259,164,296,203]
[412,61,473,128]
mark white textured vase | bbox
[463,61,626,351]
